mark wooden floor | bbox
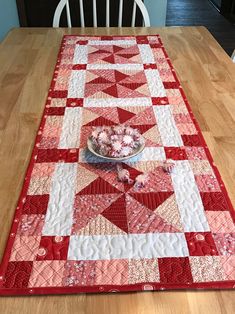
[0,27,235,313]
[166,0,235,56]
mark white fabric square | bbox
[84,97,152,107]
[68,233,189,260]
[144,69,166,97]
[59,107,82,148]
[88,40,136,46]
[171,160,210,232]
[68,70,86,98]
[138,44,155,64]
[154,105,183,147]
[73,45,88,64]
[42,163,77,236]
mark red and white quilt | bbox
[0,35,234,295]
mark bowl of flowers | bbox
[87,125,145,161]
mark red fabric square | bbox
[100,36,113,40]
[47,107,65,116]
[151,97,169,105]
[66,98,84,107]
[149,43,162,48]
[182,134,203,146]
[158,257,193,284]
[185,232,219,256]
[200,192,228,211]
[163,82,179,89]
[143,64,157,69]
[36,236,70,261]
[72,64,87,70]
[136,36,149,44]
[36,149,79,163]
[49,90,68,98]
[22,195,50,215]
[164,147,187,160]
[4,261,33,288]
[76,40,88,45]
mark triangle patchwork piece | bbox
[123,106,147,115]
[88,77,113,84]
[112,45,124,53]
[85,83,113,98]
[135,84,150,96]
[88,107,120,123]
[116,84,145,98]
[76,164,98,193]
[82,109,99,126]
[128,107,156,125]
[130,124,155,135]
[85,116,117,126]
[78,177,120,195]
[81,162,125,193]
[128,167,173,193]
[72,193,121,233]
[119,82,145,91]
[155,194,183,231]
[143,125,162,145]
[130,192,174,211]
[114,70,130,82]
[126,161,160,173]
[126,194,179,233]
[101,194,128,233]
[103,54,116,64]
[76,214,126,236]
[116,53,139,60]
[103,84,119,97]
[117,107,136,123]
[122,163,143,192]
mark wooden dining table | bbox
[0,26,234,314]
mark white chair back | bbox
[232,50,235,63]
[53,0,150,28]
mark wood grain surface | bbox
[0,27,234,314]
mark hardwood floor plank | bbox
[166,0,235,56]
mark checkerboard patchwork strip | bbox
[0,35,234,296]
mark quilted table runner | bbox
[0,35,235,295]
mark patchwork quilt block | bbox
[0,35,234,295]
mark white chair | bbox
[232,50,235,63]
[53,0,150,28]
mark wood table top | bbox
[0,27,234,314]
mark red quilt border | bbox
[0,34,234,296]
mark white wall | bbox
[0,0,19,41]
[145,0,167,26]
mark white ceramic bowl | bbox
[87,137,145,161]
